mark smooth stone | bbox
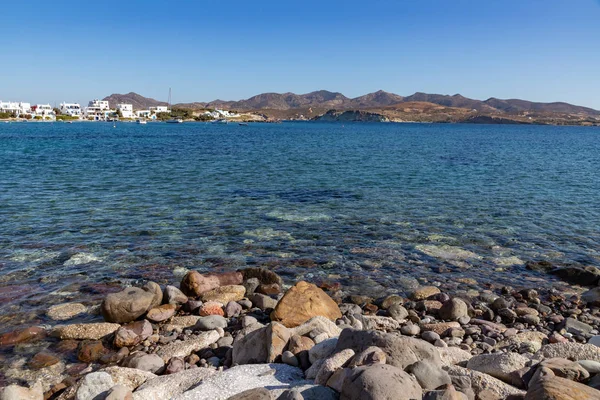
[75,371,114,400]
[278,389,304,400]
[194,315,228,331]
[439,299,469,321]
[326,368,352,393]
[146,304,177,322]
[466,352,530,385]
[201,285,246,304]
[411,286,441,301]
[287,335,315,356]
[388,304,409,321]
[124,353,165,373]
[166,357,185,374]
[47,303,87,321]
[114,320,153,348]
[267,322,291,363]
[577,360,600,374]
[525,366,600,400]
[78,340,108,363]
[308,338,338,364]
[198,301,225,317]
[28,351,60,370]
[164,285,188,305]
[156,330,220,362]
[225,301,243,318]
[422,331,441,342]
[401,323,420,336]
[52,323,120,340]
[290,316,342,339]
[143,281,163,309]
[227,388,272,400]
[437,347,472,366]
[132,368,216,400]
[445,365,525,398]
[340,364,422,400]
[407,360,452,390]
[347,346,386,367]
[563,318,593,336]
[249,293,278,310]
[104,384,133,400]
[180,271,243,297]
[102,287,155,324]
[540,358,590,381]
[0,326,46,346]
[102,366,156,391]
[282,351,299,367]
[271,281,342,328]
[588,335,600,347]
[314,348,355,385]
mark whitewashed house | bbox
[31,104,55,119]
[84,99,111,120]
[0,101,31,116]
[135,110,157,120]
[117,104,133,118]
[149,106,169,114]
[59,102,82,118]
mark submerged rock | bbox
[46,302,87,321]
[0,326,46,346]
[52,322,120,340]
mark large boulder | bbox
[271,281,342,328]
[539,342,600,362]
[180,271,243,297]
[131,368,215,400]
[582,287,600,306]
[525,367,600,400]
[335,328,442,369]
[101,287,156,323]
[240,268,283,286]
[551,265,600,286]
[340,364,422,400]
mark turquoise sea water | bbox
[0,121,599,329]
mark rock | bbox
[445,365,525,398]
[325,368,352,393]
[132,368,216,400]
[421,322,461,336]
[52,323,120,340]
[76,371,114,400]
[0,326,46,346]
[466,352,530,385]
[183,300,203,313]
[0,383,43,400]
[437,347,472,366]
[439,299,468,321]
[563,318,593,336]
[278,389,304,400]
[411,286,441,301]
[257,283,281,295]
[104,384,133,400]
[525,260,554,272]
[102,366,156,391]
[180,271,243,297]
[146,304,177,322]
[166,316,202,330]
[340,364,422,400]
[305,358,325,380]
[78,340,108,363]
[166,357,185,374]
[172,364,305,400]
[540,358,590,381]
[249,293,278,310]
[288,335,316,355]
[267,322,291,363]
[227,388,273,400]
[241,268,283,287]
[539,342,600,361]
[290,316,342,339]
[407,360,452,390]
[271,281,342,328]
[28,351,60,370]
[199,301,225,317]
[423,386,469,400]
[201,285,246,304]
[387,304,408,321]
[142,281,163,309]
[243,278,260,296]
[101,287,155,323]
[282,351,299,367]
[551,265,600,286]
[401,323,420,336]
[124,353,165,373]
[422,331,441,343]
[195,315,228,331]
[156,330,220,362]
[315,348,355,385]
[225,301,243,318]
[47,303,87,321]
[348,346,387,367]
[233,325,269,365]
[114,320,153,348]
[588,335,600,347]
[497,331,547,353]
[164,285,188,305]
[360,315,401,331]
[525,366,600,400]
[308,338,338,364]
[335,328,442,369]
[581,287,600,306]
[578,360,600,374]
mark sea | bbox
[0,121,599,330]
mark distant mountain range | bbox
[103,90,600,117]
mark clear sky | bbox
[2,0,599,109]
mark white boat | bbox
[136,119,147,124]
[166,118,183,124]
[213,119,228,124]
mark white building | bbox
[31,104,55,119]
[84,99,111,120]
[135,110,157,120]
[88,99,110,110]
[0,101,31,116]
[59,102,82,118]
[117,103,133,118]
[149,106,169,114]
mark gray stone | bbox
[422,331,441,342]
[563,318,593,336]
[173,364,307,400]
[347,346,386,367]
[164,285,188,305]
[278,389,303,400]
[76,372,114,400]
[156,330,220,362]
[336,328,442,369]
[124,353,165,374]
[225,301,243,318]
[132,368,216,400]
[308,338,338,364]
[227,388,272,400]
[47,303,87,321]
[232,325,269,364]
[249,293,278,310]
[114,320,153,348]
[290,316,342,339]
[143,281,163,309]
[315,348,355,385]
[577,359,600,374]
[445,365,525,398]
[243,278,260,296]
[282,351,299,367]
[466,352,530,385]
[401,323,420,336]
[388,304,408,321]
[340,364,422,400]
[102,366,156,391]
[195,315,228,331]
[101,287,155,324]
[588,335,600,348]
[439,299,468,321]
[407,360,451,390]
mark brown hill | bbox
[103,92,167,110]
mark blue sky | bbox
[2,0,600,109]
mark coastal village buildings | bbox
[0,101,31,116]
[149,106,169,114]
[84,99,111,120]
[117,104,133,118]
[31,104,55,119]
[59,102,82,117]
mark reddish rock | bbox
[28,351,60,370]
[257,283,281,295]
[271,281,342,328]
[78,340,108,363]
[180,271,243,297]
[146,304,176,323]
[198,301,225,317]
[114,320,153,348]
[54,339,79,354]
[0,326,46,346]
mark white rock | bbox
[0,383,43,400]
[133,368,216,400]
[102,366,156,391]
[156,330,220,362]
[315,349,355,385]
[290,316,342,339]
[76,372,114,400]
[47,303,87,321]
[438,347,472,366]
[445,365,525,398]
[466,352,530,384]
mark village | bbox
[0,99,243,122]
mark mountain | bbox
[402,93,495,112]
[103,92,167,110]
[349,90,404,108]
[483,98,600,115]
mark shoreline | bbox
[1,266,599,399]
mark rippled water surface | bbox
[1,122,599,330]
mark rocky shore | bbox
[1,264,600,400]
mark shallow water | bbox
[0,121,599,330]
